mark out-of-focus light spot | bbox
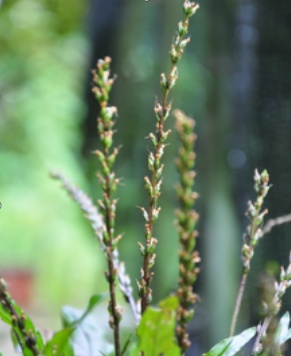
[9,0,50,29]
[234,71,251,91]
[227,149,246,169]
[235,24,258,44]
[122,45,154,82]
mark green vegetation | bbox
[1,0,291,355]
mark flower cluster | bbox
[267,254,291,317]
[92,57,122,356]
[51,172,140,324]
[138,0,199,315]
[230,169,271,337]
[242,169,271,273]
[253,253,291,354]
[174,110,200,352]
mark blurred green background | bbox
[1,0,291,353]
[0,0,104,309]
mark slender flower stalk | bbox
[252,252,291,355]
[51,172,140,324]
[262,213,291,236]
[137,0,199,315]
[174,110,200,353]
[229,169,271,337]
[92,57,122,356]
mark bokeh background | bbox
[1,0,291,353]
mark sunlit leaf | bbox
[274,312,290,345]
[130,296,180,356]
[203,339,231,356]
[44,327,75,356]
[204,327,256,356]
[61,305,114,356]
[62,293,106,327]
[0,303,12,324]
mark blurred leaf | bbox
[0,292,45,354]
[274,312,290,345]
[283,329,291,343]
[62,293,106,327]
[130,296,179,356]
[266,312,291,355]
[204,327,256,356]
[203,340,231,356]
[0,302,12,324]
[10,330,22,353]
[44,328,75,356]
[121,333,133,356]
[61,305,114,356]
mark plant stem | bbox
[51,172,140,323]
[252,315,272,355]
[230,211,259,337]
[252,254,291,354]
[229,170,271,337]
[262,213,291,235]
[140,71,172,314]
[138,0,199,315]
[92,57,122,356]
[229,272,248,337]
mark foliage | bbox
[129,296,180,356]
[203,328,256,356]
[0,0,101,307]
[1,0,291,356]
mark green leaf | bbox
[224,327,256,356]
[0,302,12,324]
[282,329,291,343]
[0,296,45,354]
[121,333,133,356]
[203,340,232,356]
[62,293,106,327]
[130,296,180,356]
[61,305,114,356]
[204,327,256,356]
[44,327,75,356]
[274,312,290,345]
[22,314,45,350]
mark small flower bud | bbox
[160,129,171,142]
[177,21,187,36]
[179,37,191,49]
[148,152,155,171]
[183,1,200,17]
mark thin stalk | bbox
[51,172,140,324]
[262,213,291,235]
[104,172,121,356]
[92,57,122,356]
[229,170,271,337]
[140,65,173,314]
[252,315,272,355]
[229,273,248,337]
[138,0,200,315]
[230,210,260,337]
